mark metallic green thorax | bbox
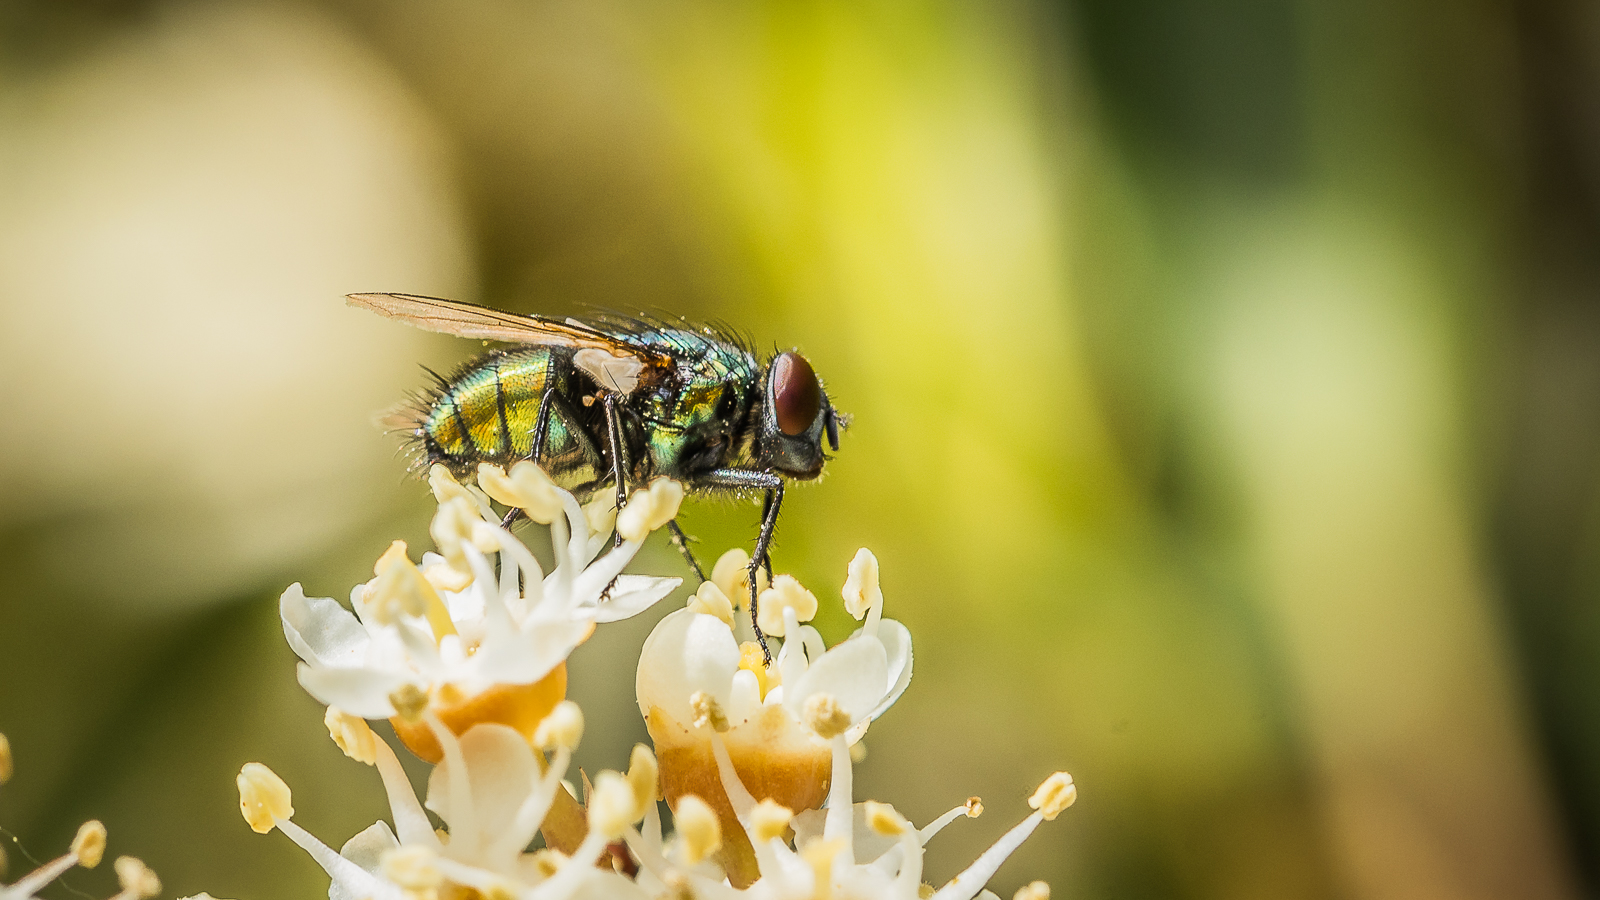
[409,326,762,496]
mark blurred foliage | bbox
[1,1,1597,899]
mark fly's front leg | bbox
[601,394,628,549]
[700,468,785,664]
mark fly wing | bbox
[347,293,672,391]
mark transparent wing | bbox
[347,293,673,367]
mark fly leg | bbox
[666,520,707,582]
[500,384,577,529]
[700,469,785,664]
[601,394,629,548]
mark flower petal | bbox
[425,724,537,845]
[589,576,681,623]
[636,609,740,726]
[783,634,890,725]
[337,820,399,875]
[296,663,411,719]
[281,583,369,666]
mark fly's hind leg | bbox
[601,394,628,549]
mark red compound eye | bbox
[772,351,821,436]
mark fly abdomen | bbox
[414,347,604,492]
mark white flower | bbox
[242,707,654,900]
[615,716,1073,900]
[634,548,912,881]
[281,464,682,736]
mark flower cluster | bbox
[0,734,162,900]
[244,462,1076,900]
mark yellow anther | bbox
[674,795,721,866]
[477,462,564,525]
[381,846,443,890]
[388,684,430,723]
[422,560,472,593]
[689,691,729,733]
[710,549,768,607]
[799,836,844,900]
[428,464,477,507]
[750,799,794,843]
[528,848,567,878]
[841,549,883,620]
[534,700,585,751]
[114,857,161,899]
[627,744,659,811]
[237,763,293,834]
[755,575,818,637]
[864,801,908,836]
[738,642,781,699]
[588,771,639,840]
[371,541,457,641]
[802,693,852,739]
[616,479,685,542]
[325,707,377,765]
[0,732,11,784]
[470,520,502,553]
[849,739,868,764]
[965,797,983,818]
[430,496,483,571]
[1028,772,1077,821]
[72,820,107,868]
[686,581,735,629]
[1013,881,1050,900]
[583,492,618,537]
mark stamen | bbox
[380,846,442,892]
[73,820,107,868]
[673,796,721,865]
[711,549,768,609]
[273,817,396,900]
[918,798,983,845]
[803,694,852,739]
[799,837,843,899]
[841,549,883,627]
[535,701,585,751]
[626,745,659,814]
[587,772,638,840]
[689,692,729,733]
[928,812,1046,900]
[1028,772,1076,820]
[687,582,735,629]
[822,736,853,862]
[865,802,908,836]
[237,763,293,834]
[749,800,793,844]
[325,707,377,765]
[1013,882,1050,900]
[616,479,685,543]
[388,684,429,723]
[370,542,457,641]
[423,713,479,858]
[755,576,818,637]
[112,857,161,900]
[0,732,11,784]
[372,735,438,847]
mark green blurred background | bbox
[1,1,1596,897]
